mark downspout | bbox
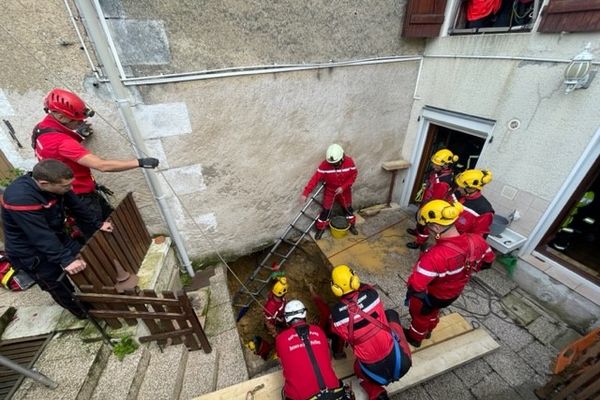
[74,0,195,277]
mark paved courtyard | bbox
[320,207,580,400]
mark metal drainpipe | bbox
[74,0,195,277]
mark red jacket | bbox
[421,168,454,204]
[455,191,495,237]
[407,233,495,300]
[263,292,286,326]
[276,322,341,400]
[330,285,393,364]
[467,0,502,21]
[33,115,95,194]
[303,157,357,199]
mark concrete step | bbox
[179,348,218,400]
[137,343,189,400]
[12,331,110,400]
[91,345,150,400]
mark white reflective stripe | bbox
[463,206,480,217]
[439,266,464,277]
[317,167,356,174]
[410,324,427,335]
[332,296,380,327]
[416,265,438,277]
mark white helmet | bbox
[326,144,344,164]
[284,300,307,323]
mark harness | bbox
[341,291,403,385]
[438,234,480,275]
[294,325,350,400]
[31,125,58,150]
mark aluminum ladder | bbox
[233,184,324,320]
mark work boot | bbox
[314,230,325,240]
[406,241,421,250]
[349,225,359,235]
[403,328,422,348]
[406,228,417,236]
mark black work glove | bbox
[76,122,94,138]
[138,158,159,169]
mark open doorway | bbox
[536,156,600,283]
[409,124,487,205]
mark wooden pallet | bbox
[194,313,499,400]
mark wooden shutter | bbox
[402,0,448,38]
[538,0,600,33]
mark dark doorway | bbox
[537,156,600,283]
[409,124,487,204]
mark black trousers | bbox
[75,191,114,239]
[10,241,86,319]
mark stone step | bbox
[91,345,151,400]
[179,348,219,400]
[137,343,189,400]
[12,331,110,400]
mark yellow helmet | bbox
[331,265,360,297]
[272,277,288,297]
[431,149,458,166]
[326,144,344,164]
[455,169,492,190]
[418,199,461,226]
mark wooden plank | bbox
[100,287,138,327]
[83,240,117,287]
[124,288,164,344]
[194,327,498,400]
[109,207,144,269]
[89,310,185,320]
[143,289,179,346]
[76,293,180,306]
[126,194,152,245]
[193,313,492,400]
[163,291,197,350]
[139,328,194,343]
[78,286,122,329]
[177,291,212,352]
[332,312,473,378]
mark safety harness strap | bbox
[359,335,402,385]
[31,125,57,149]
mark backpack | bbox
[0,253,36,291]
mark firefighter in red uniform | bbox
[330,265,412,400]
[404,200,495,348]
[32,88,159,234]
[453,169,495,237]
[264,277,289,337]
[302,144,358,240]
[407,148,458,250]
[276,299,353,400]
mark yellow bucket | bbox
[329,216,350,239]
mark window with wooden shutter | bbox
[402,0,448,38]
[538,0,600,33]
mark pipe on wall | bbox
[75,0,195,277]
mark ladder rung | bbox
[273,252,288,259]
[282,238,300,246]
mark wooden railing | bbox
[77,287,212,353]
[70,193,152,290]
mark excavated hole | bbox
[226,240,336,376]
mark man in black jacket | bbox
[1,159,112,317]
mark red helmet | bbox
[44,89,94,121]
